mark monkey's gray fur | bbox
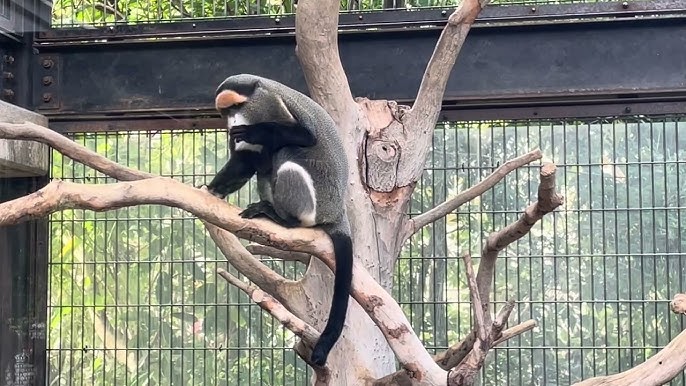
[207,74,354,366]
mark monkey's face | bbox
[215,89,249,128]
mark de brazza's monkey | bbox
[206,74,353,366]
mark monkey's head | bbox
[215,74,296,128]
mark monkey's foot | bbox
[240,201,300,228]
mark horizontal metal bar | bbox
[33,13,686,122]
[34,0,686,43]
[441,101,686,122]
[48,100,686,133]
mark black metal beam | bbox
[1,0,52,109]
[35,0,686,42]
[0,176,49,386]
[32,1,686,129]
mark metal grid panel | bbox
[50,0,620,28]
[47,116,686,385]
[47,129,313,385]
[400,116,686,384]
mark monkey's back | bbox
[259,77,350,225]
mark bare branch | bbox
[294,0,356,122]
[0,178,444,382]
[493,320,537,346]
[402,149,542,243]
[217,268,321,346]
[476,163,564,319]
[246,244,311,264]
[434,300,515,371]
[446,314,529,385]
[408,0,488,122]
[671,293,686,314]
[398,0,490,185]
[0,122,155,181]
[462,253,487,342]
[204,220,306,309]
[218,268,330,383]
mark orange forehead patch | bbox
[215,90,248,110]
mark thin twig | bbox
[217,269,330,383]
[216,268,320,345]
[462,253,487,342]
[0,121,155,181]
[493,320,536,346]
[204,219,305,309]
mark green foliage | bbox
[51,0,614,27]
[395,117,686,385]
[48,130,309,385]
[48,117,686,385]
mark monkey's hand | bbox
[230,125,269,146]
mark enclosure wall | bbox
[45,115,686,385]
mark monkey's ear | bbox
[215,90,248,111]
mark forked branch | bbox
[0,177,444,382]
[476,163,564,320]
[0,121,298,306]
[216,269,331,385]
[402,149,543,243]
[398,0,491,185]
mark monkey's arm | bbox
[230,122,317,149]
[206,150,259,198]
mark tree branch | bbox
[493,320,537,346]
[0,177,444,382]
[0,121,302,310]
[0,122,155,181]
[246,244,312,264]
[217,268,321,346]
[462,253,487,342]
[204,220,306,309]
[476,163,564,321]
[402,149,543,243]
[216,268,332,385]
[398,0,490,185]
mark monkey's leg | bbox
[239,201,301,228]
[270,160,318,228]
[206,151,258,198]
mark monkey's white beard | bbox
[235,141,263,152]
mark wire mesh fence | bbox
[50,0,623,28]
[47,115,686,385]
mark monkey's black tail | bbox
[310,229,354,367]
